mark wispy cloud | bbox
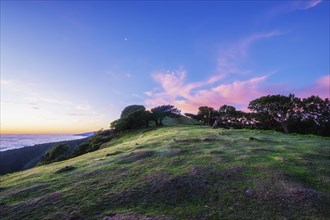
[292,0,322,10]
[216,31,281,81]
[268,0,322,17]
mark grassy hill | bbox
[0,125,329,219]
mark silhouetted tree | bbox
[248,94,300,133]
[299,96,330,135]
[151,105,181,126]
[120,105,146,118]
[197,106,217,126]
[111,105,149,131]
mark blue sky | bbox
[1,0,329,134]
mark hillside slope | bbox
[0,138,89,175]
[0,125,329,219]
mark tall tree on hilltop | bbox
[151,105,181,126]
[120,105,146,118]
[248,94,300,133]
[111,105,150,131]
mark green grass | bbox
[1,125,329,219]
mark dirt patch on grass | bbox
[106,165,247,207]
[213,157,230,163]
[250,168,330,218]
[103,213,170,220]
[0,187,7,192]
[209,150,225,154]
[55,166,76,173]
[174,138,218,143]
[110,171,208,205]
[117,151,155,164]
[249,148,278,154]
[1,191,63,219]
[106,151,123,157]
[162,148,189,157]
[6,183,51,199]
[166,158,186,166]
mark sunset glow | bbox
[1,1,329,134]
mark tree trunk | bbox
[212,120,219,129]
[281,123,289,134]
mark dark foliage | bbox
[38,143,70,165]
[249,94,330,136]
[151,105,181,126]
[248,94,299,133]
[186,94,329,136]
[111,105,151,132]
[72,129,117,157]
[111,104,181,131]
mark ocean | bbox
[0,134,89,152]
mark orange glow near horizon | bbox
[0,125,98,135]
[0,102,110,134]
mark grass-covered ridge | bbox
[0,125,329,219]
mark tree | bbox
[111,105,150,131]
[219,105,236,114]
[151,105,181,126]
[196,106,217,126]
[120,105,146,118]
[248,94,300,133]
[299,96,330,135]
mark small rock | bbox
[276,157,288,161]
[243,187,252,195]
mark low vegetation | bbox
[1,125,329,219]
[72,129,118,157]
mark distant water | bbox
[0,134,88,152]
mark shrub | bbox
[38,143,70,165]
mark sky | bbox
[0,0,329,134]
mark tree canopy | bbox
[110,94,330,136]
[111,104,181,131]
[248,94,299,133]
[151,105,181,126]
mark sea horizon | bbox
[0,133,92,152]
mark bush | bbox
[72,129,117,156]
[38,143,70,165]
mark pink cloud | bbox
[145,69,269,113]
[151,70,202,99]
[296,75,330,99]
[145,73,329,114]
